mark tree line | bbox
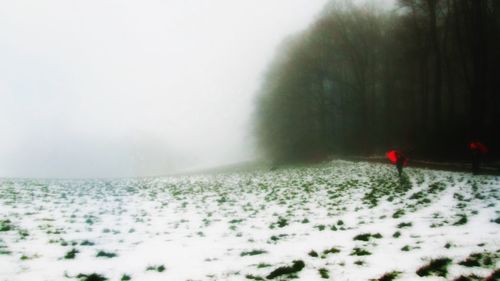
[255,0,500,163]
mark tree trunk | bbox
[427,0,443,136]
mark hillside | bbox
[0,161,498,280]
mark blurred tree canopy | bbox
[255,0,500,163]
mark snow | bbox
[0,161,498,281]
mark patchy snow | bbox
[0,161,498,281]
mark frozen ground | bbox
[0,160,498,281]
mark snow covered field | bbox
[0,161,498,281]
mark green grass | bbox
[458,252,497,268]
[397,222,412,228]
[269,217,288,229]
[453,214,468,226]
[416,258,452,277]
[353,233,371,241]
[146,265,165,272]
[76,273,107,281]
[240,250,267,257]
[80,240,95,246]
[401,245,411,252]
[308,250,318,257]
[392,209,405,218]
[351,247,371,256]
[64,248,79,259]
[96,251,117,258]
[315,224,326,231]
[371,271,401,281]
[245,274,264,280]
[256,263,272,268]
[322,247,340,255]
[266,260,305,279]
[353,233,382,241]
[0,220,12,232]
[318,268,329,279]
[354,260,365,265]
[452,274,483,281]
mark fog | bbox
[0,0,329,178]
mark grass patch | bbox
[315,224,326,231]
[416,258,452,277]
[269,217,288,229]
[354,260,365,265]
[308,250,318,257]
[452,274,483,281]
[458,252,497,268]
[428,182,446,194]
[351,247,371,256]
[266,260,305,279]
[401,245,411,252]
[240,250,267,257]
[245,274,264,280]
[453,214,468,226]
[146,265,165,272]
[353,233,371,241]
[322,247,340,256]
[257,263,272,268]
[76,273,107,281]
[0,220,12,232]
[64,248,79,259]
[318,268,329,279]
[353,233,382,241]
[0,249,11,255]
[96,250,117,258]
[392,209,405,219]
[397,222,412,228]
[80,240,95,246]
[371,271,401,281]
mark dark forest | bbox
[255,0,500,164]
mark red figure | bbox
[387,150,408,177]
[469,141,488,175]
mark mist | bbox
[0,0,328,178]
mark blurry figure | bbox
[469,141,488,175]
[396,152,407,177]
[387,150,408,177]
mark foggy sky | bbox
[0,0,330,178]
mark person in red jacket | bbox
[469,141,488,175]
[387,150,408,177]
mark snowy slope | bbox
[0,161,498,281]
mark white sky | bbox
[0,0,330,178]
